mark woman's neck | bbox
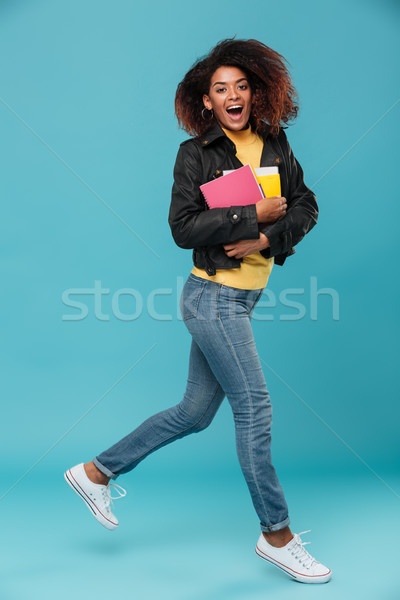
[221,124,256,146]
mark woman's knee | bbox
[230,392,272,429]
[174,385,223,433]
[173,400,211,433]
[191,410,216,433]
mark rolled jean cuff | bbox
[260,516,290,533]
[93,457,117,480]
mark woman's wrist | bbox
[259,232,270,250]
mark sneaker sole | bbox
[64,469,118,531]
[255,545,331,584]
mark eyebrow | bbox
[212,78,248,87]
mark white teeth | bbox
[227,105,242,111]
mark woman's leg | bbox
[93,337,225,479]
[181,275,290,534]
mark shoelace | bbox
[101,483,127,513]
[288,530,318,570]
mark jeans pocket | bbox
[180,278,207,320]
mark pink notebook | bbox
[200,164,264,209]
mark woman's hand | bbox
[256,196,287,223]
[223,232,270,259]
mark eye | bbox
[216,87,226,93]
[238,84,248,90]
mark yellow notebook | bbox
[223,165,281,198]
[255,166,281,198]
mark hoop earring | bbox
[201,107,214,121]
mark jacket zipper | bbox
[275,135,289,197]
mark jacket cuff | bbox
[266,231,282,257]
[228,203,259,239]
[259,246,271,259]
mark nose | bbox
[228,85,240,101]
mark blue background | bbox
[1,0,399,598]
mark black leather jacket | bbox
[168,122,318,276]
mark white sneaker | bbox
[64,463,126,531]
[255,530,332,584]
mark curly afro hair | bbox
[175,37,299,138]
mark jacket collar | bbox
[197,121,271,147]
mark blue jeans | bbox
[94,273,290,533]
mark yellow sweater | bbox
[191,125,274,289]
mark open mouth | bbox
[226,105,244,120]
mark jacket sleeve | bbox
[168,141,260,249]
[259,130,318,259]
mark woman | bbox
[64,38,331,585]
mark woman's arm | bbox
[258,130,318,258]
[223,231,270,259]
[168,141,261,249]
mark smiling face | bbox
[203,66,253,131]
